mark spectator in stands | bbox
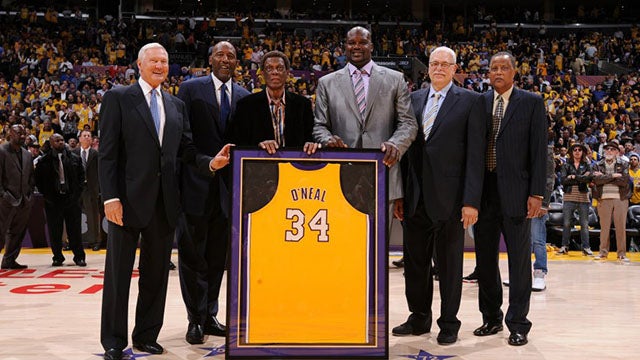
[591,142,631,262]
[0,124,34,269]
[34,133,86,267]
[556,143,594,256]
[628,153,640,206]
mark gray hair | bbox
[137,43,168,62]
[430,46,457,64]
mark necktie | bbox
[270,100,285,146]
[422,93,441,140]
[486,95,504,171]
[150,88,161,135]
[219,83,231,130]
[81,149,87,169]
[353,69,367,119]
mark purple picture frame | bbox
[226,148,388,359]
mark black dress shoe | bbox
[436,331,457,345]
[391,257,404,267]
[133,341,164,354]
[203,316,226,336]
[1,262,28,269]
[508,332,528,346]
[103,348,122,360]
[186,322,204,344]
[52,260,64,267]
[74,259,87,267]
[392,314,431,336]
[63,244,71,251]
[92,245,101,251]
[169,261,176,270]
[473,323,503,336]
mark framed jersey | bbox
[226,148,388,359]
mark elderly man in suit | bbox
[393,46,485,345]
[229,50,319,154]
[473,51,547,346]
[73,129,102,251]
[175,41,250,345]
[0,124,34,269]
[99,43,232,360]
[313,26,417,212]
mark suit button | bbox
[157,172,161,177]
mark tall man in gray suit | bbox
[313,26,417,208]
[393,46,486,345]
[473,51,546,347]
[176,41,250,345]
[0,124,34,269]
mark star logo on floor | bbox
[400,349,456,360]
[201,344,225,357]
[95,348,154,359]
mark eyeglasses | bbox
[264,65,286,74]
[572,148,583,152]
[429,61,455,69]
[604,148,618,151]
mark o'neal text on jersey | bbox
[290,187,327,202]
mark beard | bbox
[604,153,616,161]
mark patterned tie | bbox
[486,95,504,171]
[81,149,87,169]
[353,69,367,119]
[422,93,441,140]
[150,88,161,135]
[219,83,231,131]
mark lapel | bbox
[161,90,177,148]
[363,64,382,123]
[12,147,25,174]
[427,85,460,142]
[339,66,362,123]
[132,84,161,148]
[484,90,494,134]
[498,88,521,136]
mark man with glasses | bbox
[228,50,319,153]
[392,46,485,345]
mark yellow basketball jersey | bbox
[245,162,370,344]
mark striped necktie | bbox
[353,69,367,119]
[150,88,161,135]
[486,95,504,171]
[422,93,440,140]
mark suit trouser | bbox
[44,199,85,262]
[100,193,174,351]
[597,198,628,257]
[80,188,102,247]
[0,198,33,265]
[403,198,464,334]
[474,172,532,334]
[177,182,227,325]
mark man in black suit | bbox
[34,133,87,267]
[0,124,34,269]
[473,51,546,346]
[229,50,319,154]
[392,46,485,345]
[175,41,250,345]
[73,129,102,251]
[99,43,232,360]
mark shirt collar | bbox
[266,89,286,105]
[138,78,159,96]
[212,74,233,92]
[348,60,374,76]
[495,85,514,101]
[429,82,453,98]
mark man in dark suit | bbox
[0,124,34,269]
[392,46,485,345]
[175,41,250,345]
[73,129,102,251]
[34,133,87,267]
[229,50,318,154]
[99,43,232,360]
[473,51,546,346]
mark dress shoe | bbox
[52,260,64,267]
[391,257,404,268]
[169,261,176,270]
[63,244,71,251]
[92,245,101,251]
[203,316,226,336]
[74,259,87,267]
[437,331,457,345]
[508,332,528,346]
[133,341,164,354]
[473,323,503,336]
[392,314,431,336]
[1,262,28,269]
[103,348,122,360]
[185,322,204,344]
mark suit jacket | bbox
[402,85,485,221]
[0,142,34,207]
[98,83,212,228]
[313,63,417,200]
[481,88,547,217]
[177,76,250,216]
[229,90,314,147]
[73,147,99,198]
[34,148,84,205]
